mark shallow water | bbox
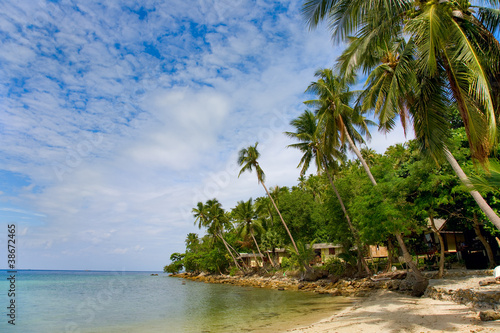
[0,270,350,332]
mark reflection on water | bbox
[0,271,351,333]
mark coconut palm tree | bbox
[305,69,426,280]
[305,68,378,186]
[193,199,242,271]
[238,143,300,256]
[285,109,371,275]
[232,198,267,267]
[302,0,500,231]
[349,33,500,231]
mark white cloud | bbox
[0,0,410,271]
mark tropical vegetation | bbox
[165,0,500,282]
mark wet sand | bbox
[287,275,500,333]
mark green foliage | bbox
[164,261,183,274]
[337,251,358,268]
[180,234,231,274]
[167,128,500,275]
[287,240,315,272]
[323,257,345,276]
[280,257,292,271]
[163,252,185,274]
[229,266,240,276]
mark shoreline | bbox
[286,288,500,333]
[172,269,500,332]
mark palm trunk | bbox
[343,127,378,186]
[266,251,276,268]
[385,237,394,272]
[429,213,445,279]
[250,231,265,268]
[325,168,371,275]
[261,182,300,256]
[343,130,423,277]
[444,147,500,231]
[218,233,242,271]
[473,212,496,268]
[395,232,425,281]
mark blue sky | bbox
[0,0,411,271]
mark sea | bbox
[0,270,350,333]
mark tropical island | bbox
[166,0,500,331]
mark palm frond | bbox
[476,7,500,34]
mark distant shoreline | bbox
[0,269,163,273]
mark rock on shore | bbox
[172,269,500,313]
[172,270,422,298]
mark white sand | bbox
[287,288,500,333]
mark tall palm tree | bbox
[238,143,300,256]
[232,198,267,267]
[302,0,500,230]
[305,68,378,186]
[286,110,371,275]
[305,69,425,280]
[350,31,500,231]
[193,199,242,271]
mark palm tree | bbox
[353,34,500,231]
[305,68,378,186]
[302,0,500,231]
[193,201,208,229]
[305,69,426,280]
[286,110,371,275]
[470,159,500,194]
[193,199,242,271]
[232,198,267,267]
[238,143,300,256]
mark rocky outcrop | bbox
[171,271,419,297]
[479,310,500,321]
[398,272,429,297]
[424,269,500,313]
[172,269,500,321]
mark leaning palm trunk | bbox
[343,128,378,186]
[261,182,300,256]
[444,148,500,231]
[250,231,265,268]
[343,129,424,278]
[429,213,445,279]
[266,251,276,268]
[395,233,425,282]
[218,234,242,271]
[473,213,496,268]
[324,168,371,275]
[384,237,394,273]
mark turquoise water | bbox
[0,270,350,332]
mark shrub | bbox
[323,257,345,276]
[281,257,292,270]
[229,266,239,276]
[164,261,183,274]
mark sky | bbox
[0,0,412,271]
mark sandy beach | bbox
[288,275,500,333]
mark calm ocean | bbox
[0,270,350,333]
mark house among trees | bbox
[424,218,466,255]
[369,245,388,258]
[312,243,344,265]
[238,253,264,268]
[269,248,289,266]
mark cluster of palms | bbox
[185,1,499,278]
[193,194,283,271]
[303,0,500,223]
[276,0,500,279]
